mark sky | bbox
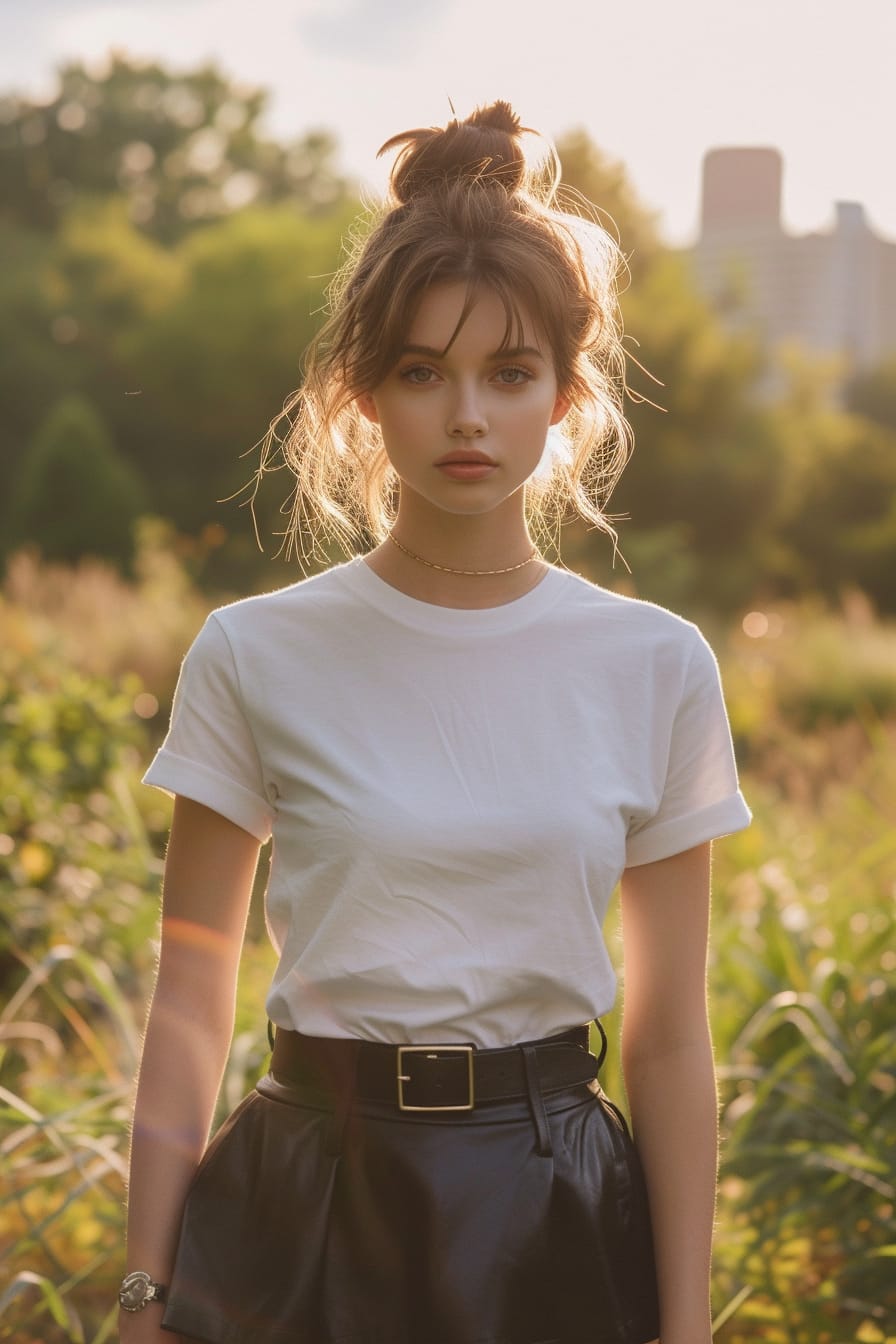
[2,0,894,246]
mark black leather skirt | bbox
[161,1025,659,1344]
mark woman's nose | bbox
[446,383,488,438]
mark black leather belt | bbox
[269,1024,601,1113]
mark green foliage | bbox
[722,594,896,747]
[847,356,896,432]
[2,190,353,586]
[784,424,896,613]
[0,645,162,1342]
[0,654,163,987]
[0,212,169,508]
[0,223,73,502]
[7,396,145,568]
[126,200,356,544]
[1,55,357,589]
[0,53,353,245]
[709,748,896,1341]
[612,254,778,611]
[48,196,183,329]
[747,350,896,614]
[1,520,212,703]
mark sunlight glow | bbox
[162,915,232,957]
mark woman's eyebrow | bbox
[493,345,545,361]
[399,343,545,360]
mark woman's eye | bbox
[400,365,437,384]
[495,366,532,386]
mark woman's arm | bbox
[619,841,716,1344]
[120,796,262,1343]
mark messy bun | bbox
[257,100,632,566]
[381,100,531,203]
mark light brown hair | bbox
[256,100,632,562]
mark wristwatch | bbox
[118,1270,167,1312]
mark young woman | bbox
[121,101,751,1344]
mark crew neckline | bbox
[336,555,569,635]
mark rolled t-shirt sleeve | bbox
[143,614,275,842]
[625,629,751,867]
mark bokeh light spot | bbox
[742,611,769,638]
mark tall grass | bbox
[2,519,212,698]
[710,762,896,1342]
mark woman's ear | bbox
[550,393,571,426]
[356,392,380,424]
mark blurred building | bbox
[691,147,896,374]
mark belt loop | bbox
[521,1045,553,1159]
[325,1040,360,1157]
[592,1019,608,1072]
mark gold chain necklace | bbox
[387,533,540,576]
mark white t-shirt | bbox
[144,559,751,1047]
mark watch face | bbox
[119,1272,152,1310]
[121,1280,147,1308]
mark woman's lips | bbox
[435,449,497,481]
[436,462,497,480]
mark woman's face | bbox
[356,281,569,521]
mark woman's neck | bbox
[362,509,547,610]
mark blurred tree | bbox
[761,351,896,612]
[123,199,356,561]
[0,191,355,586]
[0,53,352,245]
[0,222,68,503]
[8,395,145,567]
[615,253,780,612]
[554,128,661,282]
[0,49,358,584]
[555,133,775,614]
[845,355,896,432]
[0,200,180,529]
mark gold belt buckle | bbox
[396,1045,475,1112]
